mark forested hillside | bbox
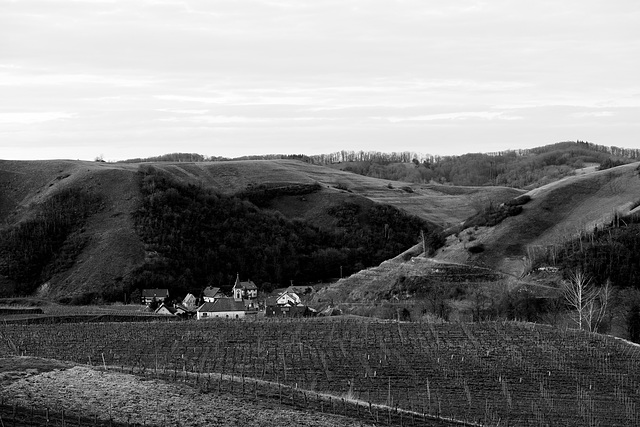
[0,188,103,297]
[324,141,638,188]
[127,166,442,298]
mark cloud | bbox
[0,72,162,88]
[570,111,615,118]
[0,112,76,124]
[381,111,523,122]
[155,108,210,114]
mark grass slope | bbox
[434,162,640,276]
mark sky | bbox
[1,0,639,161]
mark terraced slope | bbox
[312,256,507,307]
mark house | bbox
[155,303,178,316]
[141,289,169,305]
[182,293,198,308]
[155,303,193,317]
[202,286,223,303]
[232,274,258,301]
[265,290,314,317]
[173,304,192,316]
[275,291,301,307]
[197,298,247,320]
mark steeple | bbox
[233,273,242,301]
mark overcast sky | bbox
[1,0,639,161]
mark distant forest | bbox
[128,166,443,299]
[120,141,639,189]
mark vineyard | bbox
[1,318,640,426]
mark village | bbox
[140,274,333,320]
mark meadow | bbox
[1,318,639,426]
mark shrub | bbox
[505,194,532,206]
[468,243,485,254]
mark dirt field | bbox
[0,356,373,427]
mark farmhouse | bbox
[265,290,314,317]
[182,293,198,308]
[275,291,301,306]
[155,303,178,316]
[202,286,223,303]
[155,303,193,317]
[197,298,246,320]
[141,288,169,305]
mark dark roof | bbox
[142,289,169,298]
[198,298,245,313]
[174,304,193,313]
[155,303,177,315]
[203,286,221,297]
[233,275,258,290]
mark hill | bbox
[0,159,519,301]
[433,161,640,276]
[314,162,640,332]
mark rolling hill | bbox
[312,161,640,328]
[0,158,520,301]
[433,161,640,276]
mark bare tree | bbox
[562,271,611,332]
[584,279,612,332]
[562,270,597,330]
